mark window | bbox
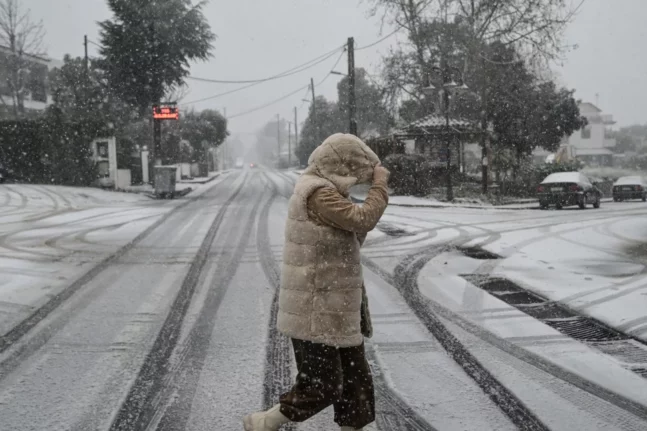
[581,126,591,139]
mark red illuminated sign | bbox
[153,104,179,120]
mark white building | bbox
[567,102,616,166]
[0,46,62,114]
[535,102,617,166]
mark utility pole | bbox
[310,78,317,141]
[223,107,227,169]
[153,115,162,166]
[347,37,357,136]
[277,114,281,167]
[287,121,292,168]
[293,106,298,167]
[83,35,89,74]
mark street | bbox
[1,169,647,430]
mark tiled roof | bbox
[394,114,475,135]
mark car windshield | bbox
[2,1,647,430]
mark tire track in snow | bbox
[145,176,265,431]
[372,238,550,430]
[363,233,647,424]
[108,172,250,430]
[256,175,296,430]
[0,173,242,366]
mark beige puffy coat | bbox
[277,133,388,347]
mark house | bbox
[535,102,616,167]
[0,45,62,115]
[568,102,616,166]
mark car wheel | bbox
[593,196,601,209]
[643,194,646,202]
[613,197,619,202]
[578,195,587,209]
[540,202,549,210]
[555,202,563,210]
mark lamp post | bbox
[422,63,468,202]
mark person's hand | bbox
[373,163,390,184]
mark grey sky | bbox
[25,0,647,140]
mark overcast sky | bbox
[25,0,647,143]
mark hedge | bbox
[0,113,108,186]
[383,153,461,196]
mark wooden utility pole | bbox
[223,107,227,169]
[83,35,89,73]
[310,78,317,140]
[347,37,357,136]
[277,114,281,165]
[293,106,298,167]
[287,121,292,167]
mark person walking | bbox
[244,133,390,431]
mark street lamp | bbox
[424,63,468,201]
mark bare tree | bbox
[0,0,46,117]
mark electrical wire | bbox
[187,44,345,84]
[182,48,344,105]
[226,84,310,119]
[316,49,345,86]
[356,27,401,51]
[227,49,347,120]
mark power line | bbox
[228,49,346,120]
[356,27,401,51]
[87,39,102,48]
[182,48,344,105]
[187,44,346,84]
[316,49,345,86]
[227,84,310,119]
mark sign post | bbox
[152,103,180,166]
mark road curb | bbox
[350,195,539,210]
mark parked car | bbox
[235,157,244,169]
[537,172,602,210]
[612,176,646,202]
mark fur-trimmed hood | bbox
[302,133,380,196]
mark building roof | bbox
[579,102,602,113]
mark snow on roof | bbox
[394,114,474,135]
[542,172,589,184]
[614,176,645,186]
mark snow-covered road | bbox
[1,171,646,430]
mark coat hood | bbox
[303,133,380,196]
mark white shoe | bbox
[243,404,290,431]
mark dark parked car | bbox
[537,172,602,210]
[612,176,646,202]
